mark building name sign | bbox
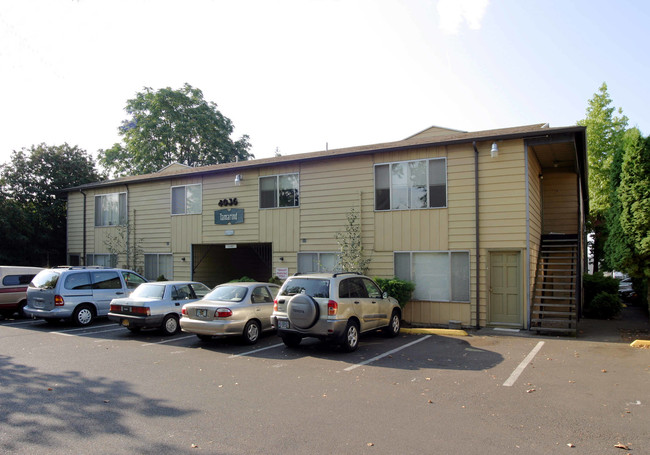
[214,208,244,225]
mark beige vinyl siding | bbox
[542,172,579,235]
[66,192,85,255]
[528,148,543,326]
[258,165,301,253]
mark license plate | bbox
[121,319,129,327]
[122,306,131,312]
[196,309,208,318]
[278,320,290,329]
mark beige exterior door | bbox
[488,251,522,326]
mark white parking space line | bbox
[1,319,42,326]
[140,335,197,347]
[344,335,432,372]
[230,343,285,358]
[53,325,122,337]
[502,341,545,387]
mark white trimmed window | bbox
[86,254,117,268]
[395,251,470,302]
[375,158,447,210]
[94,193,127,226]
[144,254,173,281]
[297,252,340,273]
[260,173,299,208]
[171,184,202,215]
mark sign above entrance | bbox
[215,208,244,225]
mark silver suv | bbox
[25,266,147,326]
[270,272,401,352]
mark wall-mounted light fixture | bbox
[234,174,243,186]
[279,257,284,262]
[181,257,186,262]
[490,142,499,158]
[539,173,544,180]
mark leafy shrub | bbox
[156,275,167,281]
[268,276,284,285]
[374,277,415,309]
[229,276,256,282]
[583,291,621,319]
[583,273,619,307]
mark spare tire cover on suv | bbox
[287,294,320,329]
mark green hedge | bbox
[583,273,620,319]
[374,277,415,309]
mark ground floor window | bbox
[394,251,470,302]
[297,252,340,273]
[86,254,117,268]
[144,254,173,281]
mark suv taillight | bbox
[54,295,64,306]
[215,308,232,318]
[273,299,278,311]
[327,300,338,316]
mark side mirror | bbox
[382,291,388,299]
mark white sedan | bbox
[108,281,212,335]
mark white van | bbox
[0,266,44,317]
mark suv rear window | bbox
[282,278,330,298]
[29,270,61,289]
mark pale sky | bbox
[1,0,648,167]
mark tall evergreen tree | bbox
[577,83,628,271]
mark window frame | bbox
[94,192,127,227]
[144,253,174,281]
[297,252,340,273]
[86,253,117,268]
[259,173,300,209]
[171,183,202,216]
[394,250,470,303]
[374,157,447,211]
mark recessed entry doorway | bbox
[191,243,272,288]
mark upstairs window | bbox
[375,158,447,210]
[95,193,127,226]
[260,174,299,208]
[172,184,202,215]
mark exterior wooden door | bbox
[488,251,521,326]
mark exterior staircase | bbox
[530,234,580,335]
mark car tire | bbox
[383,310,400,338]
[197,334,213,341]
[242,320,261,345]
[161,314,180,336]
[281,333,302,348]
[287,294,320,329]
[73,304,94,326]
[340,319,360,352]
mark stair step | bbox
[535,295,576,301]
[531,318,577,324]
[533,310,577,317]
[531,326,577,335]
[532,303,577,309]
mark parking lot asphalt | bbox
[0,309,648,454]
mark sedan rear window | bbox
[29,270,61,290]
[204,285,248,302]
[281,279,330,298]
[131,284,165,299]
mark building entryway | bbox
[191,243,272,288]
[488,251,522,327]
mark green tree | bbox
[0,144,103,265]
[335,208,371,274]
[99,83,253,176]
[577,83,628,271]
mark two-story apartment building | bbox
[65,123,587,333]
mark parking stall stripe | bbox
[229,343,285,358]
[344,335,432,372]
[502,341,545,387]
[53,326,125,337]
[140,335,197,346]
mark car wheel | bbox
[243,320,261,345]
[340,319,360,352]
[73,304,94,326]
[287,294,320,329]
[161,314,180,335]
[384,310,400,338]
[281,333,302,348]
[197,334,213,341]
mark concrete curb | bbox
[630,339,650,348]
[401,328,468,337]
